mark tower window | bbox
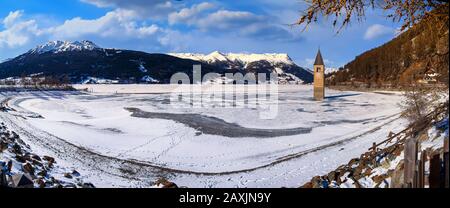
[316,68,320,72]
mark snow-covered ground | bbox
[0,85,407,187]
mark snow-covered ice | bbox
[0,85,407,187]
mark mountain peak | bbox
[170,51,295,65]
[205,51,229,62]
[28,40,100,54]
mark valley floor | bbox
[0,85,407,187]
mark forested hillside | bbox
[328,21,449,88]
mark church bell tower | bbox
[313,49,325,100]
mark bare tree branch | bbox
[296,0,449,34]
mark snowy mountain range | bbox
[170,51,295,66]
[171,51,312,84]
[28,40,100,54]
[0,40,313,84]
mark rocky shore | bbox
[301,142,405,188]
[301,112,448,188]
[0,122,94,188]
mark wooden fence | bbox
[368,102,449,188]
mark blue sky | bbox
[0,0,402,68]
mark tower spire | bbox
[314,48,324,66]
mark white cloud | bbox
[0,9,163,51]
[47,9,160,39]
[2,10,23,27]
[169,5,265,31]
[0,1,302,57]
[197,10,263,31]
[170,8,300,42]
[158,29,191,52]
[80,0,176,19]
[137,25,159,36]
[79,0,300,42]
[0,10,43,48]
[364,24,394,40]
[168,2,215,25]
[81,0,170,8]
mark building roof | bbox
[314,49,324,65]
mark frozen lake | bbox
[0,85,407,187]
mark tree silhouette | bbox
[296,0,448,34]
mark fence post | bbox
[387,131,394,144]
[444,138,449,188]
[404,137,417,188]
[429,153,441,188]
[370,142,377,166]
[417,150,427,188]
